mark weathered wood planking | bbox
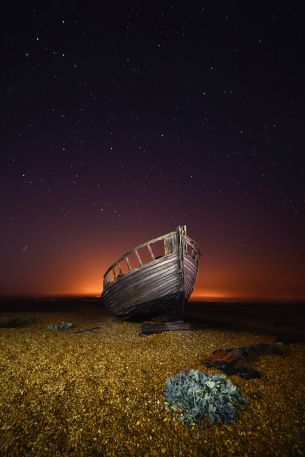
[141,320,191,336]
[101,226,200,320]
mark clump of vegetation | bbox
[0,317,37,328]
[164,369,247,426]
[47,322,72,330]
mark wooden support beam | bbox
[125,256,131,272]
[135,249,143,266]
[147,244,155,260]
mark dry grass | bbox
[1,308,305,456]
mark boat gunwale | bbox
[103,229,177,278]
[103,253,178,293]
[102,227,200,290]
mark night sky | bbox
[1,2,305,300]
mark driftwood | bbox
[204,343,283,379]
[141,320,191,336]
[74,327,101,333]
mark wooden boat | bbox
[101,226,200,320]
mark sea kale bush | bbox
[47,321,72,330]
[164,369,247,426]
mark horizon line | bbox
[0,293,304,304]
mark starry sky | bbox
[1,2,305,300]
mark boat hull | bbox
[102,253,182,319]
[101,227,200,320]
[106,291,185,320]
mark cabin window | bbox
[150,239,164,259]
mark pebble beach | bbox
[1,304,305,457]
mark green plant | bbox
[47,321,72,330]
[164,369,247,426]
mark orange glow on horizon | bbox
[1,231,305,302]
[191,288,228,299]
